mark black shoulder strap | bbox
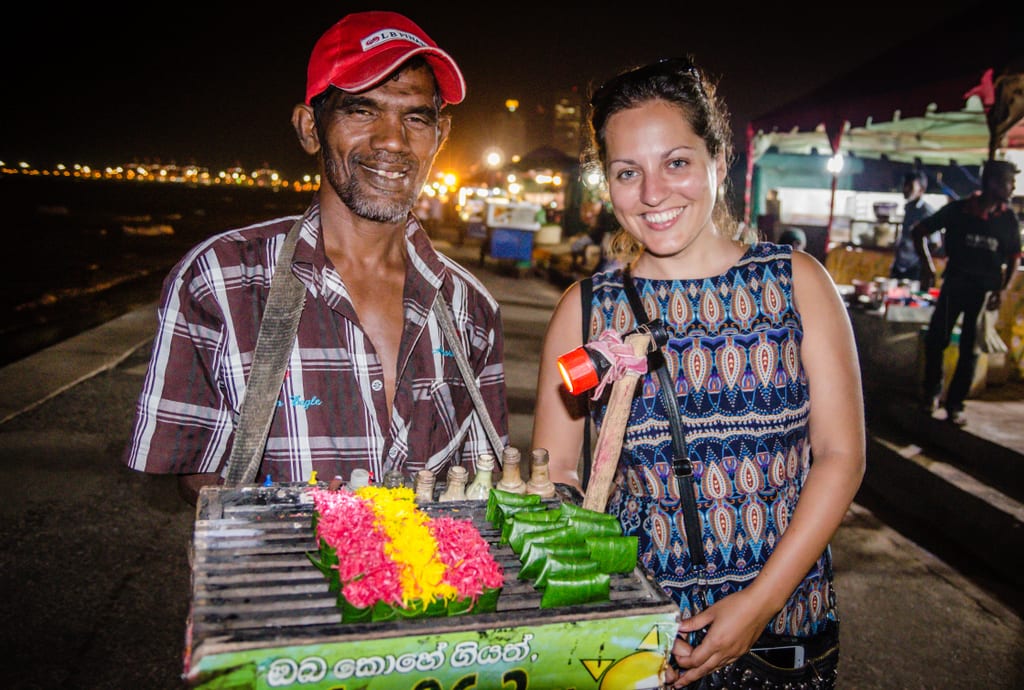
[621,267,707,582]
[580,276,593,489]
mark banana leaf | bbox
[486,489,542,525]
[585,535,639,574]
[306,544,340,592]
[562,517,621,538]
[495,503,548,534]
[539,572,611,609]
[338,593,372,623]
[518,541,590,580]
[512,524,576,555]
[558,502,620,524]
[562,515,623,535]
[535,556,600,589]
[395,597,449,619]
[371,600,398,622]
[503,508,564,545]
[447,587,501,616]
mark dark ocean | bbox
[0,174,311,366]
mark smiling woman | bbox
[532,55,865,689]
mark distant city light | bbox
[2,157,470,197]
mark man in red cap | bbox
[123,11,508,502]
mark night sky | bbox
[3,1,989,180]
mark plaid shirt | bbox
[123,198,508,483]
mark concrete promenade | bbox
[0,238,1021,689]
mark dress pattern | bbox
[592,243,836,636]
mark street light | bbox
[483,147,504,189]
[825,151,844,253]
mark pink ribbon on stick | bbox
[588,329,649,399]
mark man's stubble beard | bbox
[323,154,420,225]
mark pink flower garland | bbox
[431,516,505,599]
[310,487,503,610]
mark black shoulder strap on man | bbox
[224,213,308,487]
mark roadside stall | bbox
[482,199,543,275]
[743,29,1024,384]
[184,483,679,690]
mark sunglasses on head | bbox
[590,57,701,107]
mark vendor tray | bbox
[185,484,680,689]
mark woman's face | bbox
[604,99,724,258]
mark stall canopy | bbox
[744,5,1024,223]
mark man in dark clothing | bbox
[890,170,938,281]
[913,159,1021,425]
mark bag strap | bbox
[431,293,505,467]
[579,276,593,489]
[224,214,308,487]
[621,268,709,590]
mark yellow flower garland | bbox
[356,485,458,607]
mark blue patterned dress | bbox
[591,242,837,636]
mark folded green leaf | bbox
[564,517,621,538]
[562,515,623,536]
[503,509,565,545]
[535,556,600,589]
[496,503,547,535]
[486,489,542,525]
[518,542,590,580]
[513,524,578,555]
[539,572,611,609]
[559,502,620,524]
[586,535,639,573]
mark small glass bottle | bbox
[496,446,527,494]
[348,468,370,491]
[438,465,469,502]
[414,469,436,503]
[465,453,496,501]
[382,469,405,489]
[526,448,556,499]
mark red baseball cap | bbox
[305,11,466,106]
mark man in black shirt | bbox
[913,159,1021,425]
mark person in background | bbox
[778,227,807,252]
[531,57,864,687]
[123,11,508,503]
[890,169,939,281]
[913,159,1021,425]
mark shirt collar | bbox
[290,197,449,300]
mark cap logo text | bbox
[361,29,428,52]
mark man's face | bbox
[903,178,923,200]
[985,170,1017,203]
[318,66,449,224]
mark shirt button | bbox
[371,379,383,392]
[388,448,398,458]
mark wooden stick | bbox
[582,333,650,512]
